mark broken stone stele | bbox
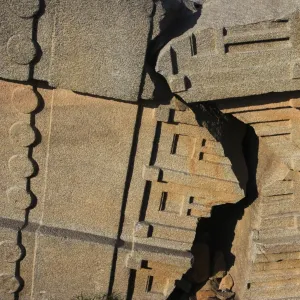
[1,0,300,300]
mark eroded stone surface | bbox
[157,1,300,103]
[218,93,300,300]
[33,0,154,101]
[0,79,249,299]
[2,1,300,299]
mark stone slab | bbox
[30,88,138,237]
[156,1,300,103]
[218,92,300,300]
[34,0,154,101]
[0,1,37,81]
[23,229,115,300]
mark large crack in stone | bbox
[164,101,258,300]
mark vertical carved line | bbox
[190,33,197,56]
[170,47,179,75]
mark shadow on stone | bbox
[167,102,259,300]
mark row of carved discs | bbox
[8,86,38,210]
[6,0,40,65]
[1,0,39,295]
[0,86,38,295]
[0,241,22,294]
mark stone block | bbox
[134,222,151,238]
[29,88,138,238]
[142,165,161,182]
[157,3,300,103]
[126,254,143,270]
[155,106,171,122]
[0,1,37,81]
[34,0,154,101]
[28,230,115,299]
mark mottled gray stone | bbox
[156,0,300,103]
[0,1,36,81]
[34,0,154,101]
[8,0,40,18]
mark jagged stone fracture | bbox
[2,0,300,300]
[218,95,300,300]
[157,0,300,102]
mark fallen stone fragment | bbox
[219,274,234,291]
[157,1,300,103]
[212,251,227,278]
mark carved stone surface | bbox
[218,93,300,300]
[157,1,300,103]
[0,79,248,299]
[0,2,37,81]
[2,0,300,299]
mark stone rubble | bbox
[175,246,235,300]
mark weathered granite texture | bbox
[218,93,300,300]
[156,0,300,102]
[0,0,204,102]
[3,0,300,299]
[0,80,247,299]
[37,0,156,101]
[0,1,37,81]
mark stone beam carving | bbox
[2,0,300,299]
[217,94,300,300]
[157,2,300,102]
[0,80,247,299]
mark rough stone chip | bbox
[196,289,216,300]
[219,274,234,291]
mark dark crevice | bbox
[189,101,249,191]
[14,231,25,300]
[141,0,202,104]
[126,269,137,300]
[192,125,259,263]
[167,102,259,300]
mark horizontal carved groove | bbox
[249,118,290,125]
[225,38,290,53]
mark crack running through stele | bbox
[167,101,259,299]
